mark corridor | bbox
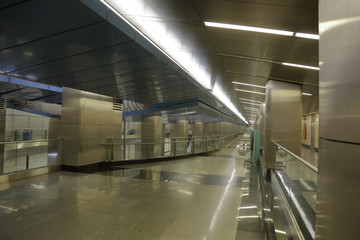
[0,138,265,240]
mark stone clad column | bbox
[141,116,162,158]
[263,80,302,175]
[316,2,360,239]
[191,122,204,153]
[174,119,188,155]
[0,98,5,174]
[60,87,123,167]
[192,122,204,136]
[204,122,215,136]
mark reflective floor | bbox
[0,138,265,240]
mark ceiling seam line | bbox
[29,54,158,82]
[0,0,30,11]
[62,65,171,87]
[0,20,106,52]
[6,40,135,74]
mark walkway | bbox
[0,138,265,240]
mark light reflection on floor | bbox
[0,137,268,240]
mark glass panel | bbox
[22,141,48,169]
[274,143,317,239]
[3,143,17,174]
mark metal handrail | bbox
[101,139,223,146]
[272,141,318,172]
[101,132,240,146]
[0,139,62,144]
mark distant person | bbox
[187,129,193,153]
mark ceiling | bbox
[0,0,318,123]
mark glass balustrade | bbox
[273,141,318,240]
[0,139,62,175]
[102,133,240,162]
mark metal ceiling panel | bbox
[220,57,273,78]
[0,0,319,122]
[0,1,27,9]
[208,29,319,66]
[1,22,132,74]
[9,41,151,81]
[0,0,103,50]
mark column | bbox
[191,122,204,153]
[316,2,360,239]
[204,122,214,136]
[263,80,302,176]
[192,122,204,136]
[48,118,60,166]
[0,98,5,174]
[141,116,162,158]
[60,87,122,166]
[174,119,188,155]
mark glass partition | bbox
[102,132,240,162]
[1,140,62,175]
[273,141,317,240]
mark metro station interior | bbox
[0,0,358,239]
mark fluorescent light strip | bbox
[205,22,293,36]
[169,111,195,116]
[282,62,319,70]
[241,101,261,106]
[302,93,312,96]
[235,89,266,95]
[101,1,248,124]
[238,206,257,210]
[205,22,318,40]
[232,82,266,88]
[244,105,259,109]
[295,32,319,40]
[239,98,264,103]
[275,229,287,235]
[237,215,259,219]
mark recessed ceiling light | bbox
[282,62,319,70]
[295,32,319,40]
[241,101,261,106]
[168,111,196,117]
[302,93,312,96]
[239,98,264,103]
[205,22,294,36]
[235,89,266,95]
[244,107,259,111]
[232,82,266,88]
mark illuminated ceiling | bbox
[0,0,318,123]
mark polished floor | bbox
[0,139,266,240]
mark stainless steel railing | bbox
[100,132,240,162]
[271,141,317,240]
[4,128,48,141]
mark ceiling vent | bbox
[112,98,123,112]
[0,98,5,110]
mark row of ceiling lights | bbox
[234,84,313,96]
[204,22,318,123]
[101,0,314,124]
[205,22,319,39]
[205,22,320,71]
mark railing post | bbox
[174,138,176,156]
[191,138,195,154]
[205,137,208,152]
